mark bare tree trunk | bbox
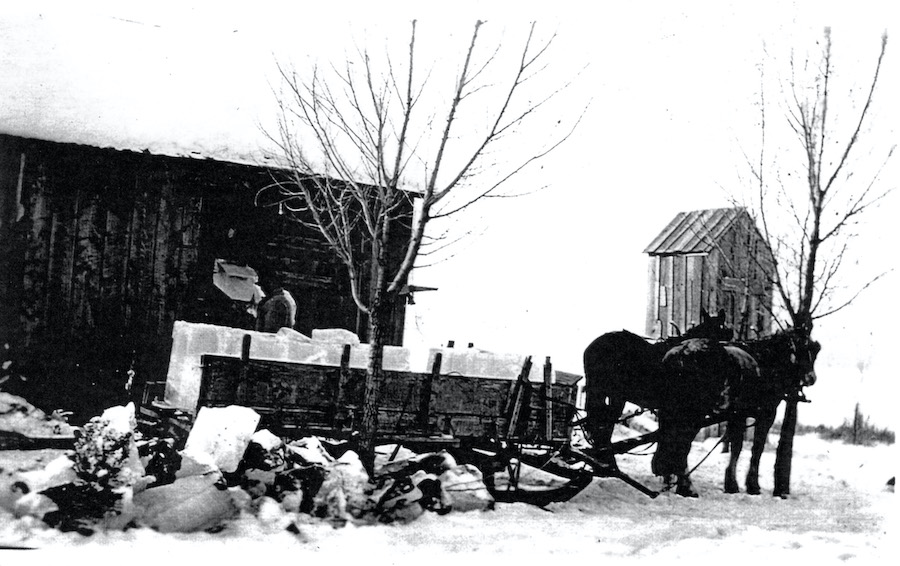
[359,212,394,476]
[360,295,391,475]
[774,399,798,498]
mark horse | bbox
[722,329,819,496]
[582,308,733,467]
[652,338,758,496]
[653,329,820,497]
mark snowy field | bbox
[1,431,895,565]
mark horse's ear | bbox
[717,308,726,321]
[700,308,710,322]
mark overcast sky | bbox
[1,1,897,428]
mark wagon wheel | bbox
[455,443,594,507]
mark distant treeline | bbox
[794,418,895,446]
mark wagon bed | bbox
[197,344,577,447]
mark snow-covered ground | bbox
[1,431,894,564]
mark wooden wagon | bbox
[141,334,664,504]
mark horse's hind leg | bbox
[746,408,776,495]
[724,416,745,493]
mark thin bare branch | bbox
[812,270,892,319]
[822,32,888,195]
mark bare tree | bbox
[261,21,584,472]
[742,28,893,496]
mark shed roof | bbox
[644,207,750,255]
[554,370,583,386]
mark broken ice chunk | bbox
[182,406,260,473]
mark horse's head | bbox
[762,329,820,398]
[787,330,820,389]
[684,308,734,342]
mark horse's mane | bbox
[735,327,820,352]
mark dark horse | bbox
[653,329,820,497]
[582,309,733,466]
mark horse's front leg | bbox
[724,415,745,493]
[746,408,776,495]
[585,396,625,471]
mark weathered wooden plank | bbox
[71,193,102,331]
[431,375,512,416]
[686,255,704,328]
[21,164,51,344]
[672,254,686,335]
[543,357,553,442]
[645,255,660,336]
[126,185,153,329]
[658,255,672,338]
[151,180,171,336]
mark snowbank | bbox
[0,393,76,441]
[1,431,893,562]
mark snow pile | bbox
[0,401,495,540]
[0,392,76,440]
[72,403,145,488]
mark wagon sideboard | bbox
[196,350,580,446]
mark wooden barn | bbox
[0,133,414,420]
[643,207,774,340]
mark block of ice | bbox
[424,347,560,383]
[311,328,361,346]
[276,327,312,342]
[133,473,237,533]
[182,405,260,473]
[164,321,412,410]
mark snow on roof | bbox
[0,7,348,174]
[0,127,283,170]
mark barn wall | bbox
[0,134,411,420]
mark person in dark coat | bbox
[256,283,297,333]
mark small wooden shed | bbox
[644,207,774,340]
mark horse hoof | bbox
[724,485,739,494]
[746,488,761,496]
[676,486,699,498]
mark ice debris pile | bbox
[2,402,494,535]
